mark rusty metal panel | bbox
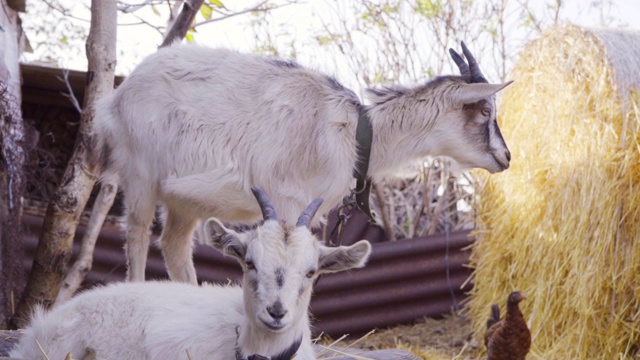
[21,214,473,337]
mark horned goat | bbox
[94,41,511,283]
[10,188,372,360]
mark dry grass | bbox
[322,313,481,359]
[371,159,477,241]
[468,25,640,359]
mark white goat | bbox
[94,41,511,283]
[10,188,372,360]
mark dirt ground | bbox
[325,312,482,360]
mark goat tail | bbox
[92,134,113,177]
[89,95,117,181]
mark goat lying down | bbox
[94,41,511,283]
[10,188,372,360]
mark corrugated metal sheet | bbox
[21,214,473,337]
[311,229,473,335]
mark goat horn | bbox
[251,187,278,221]
[449,48,470,78]
[460,41,487,83]
[296,198,324,228]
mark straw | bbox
[467,25,640,359]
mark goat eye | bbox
[306,270,316,279]
[245,260,255,270]
[481,108,491,117]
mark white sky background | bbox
[21,0,640,93]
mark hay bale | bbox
[468,25,640,359]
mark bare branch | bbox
[55,181,118,305]
[57,70,83,114]
[127,11,166,36]
[553,0,563,25]
[413,164,430,236]
[192,0,300,29]
[42,0,91,23]
[118,0,156,13]
[372,181,396,241]
[515,0,543,33]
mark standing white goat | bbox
[10,188,372,360]
[94,41,511,283]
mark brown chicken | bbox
[484,291,531,360]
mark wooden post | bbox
[0,0,26,330]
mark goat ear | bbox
[453,81,513,105]
[203,218,246,260]
[318,240,372,274]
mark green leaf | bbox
[209,0,224,8]
[383,3,399,13]
[150,4,161,16]
[425,67,435,78]
[186,33,195,42]
[416,0,442,19]
[200,4,213,19]
[61,36,68,45]
[373,70,384,84]
[316,35,339,45]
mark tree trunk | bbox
[0,1,25,330]
[53,0,206,305]
[10,0,117,329]
[160,0,205,47]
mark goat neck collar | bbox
[353,105,374,221]
[234,328,302,360]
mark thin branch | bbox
[413,164,431,236]
[372,181,396,242]
[553,0,563,25]
[117,0,157,13]
[57,70,82,114]
[127,11,166,36]
[516,0,543,33]
[426,161,451,236]
[55,181,118,305]
[42,0,91,23]
[193,0,268,28]
[192,0,298,29]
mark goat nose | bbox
[505,149,511,162]
[267,302,287,320]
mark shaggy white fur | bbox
[11,195,372,360]
[93,43,510,282]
